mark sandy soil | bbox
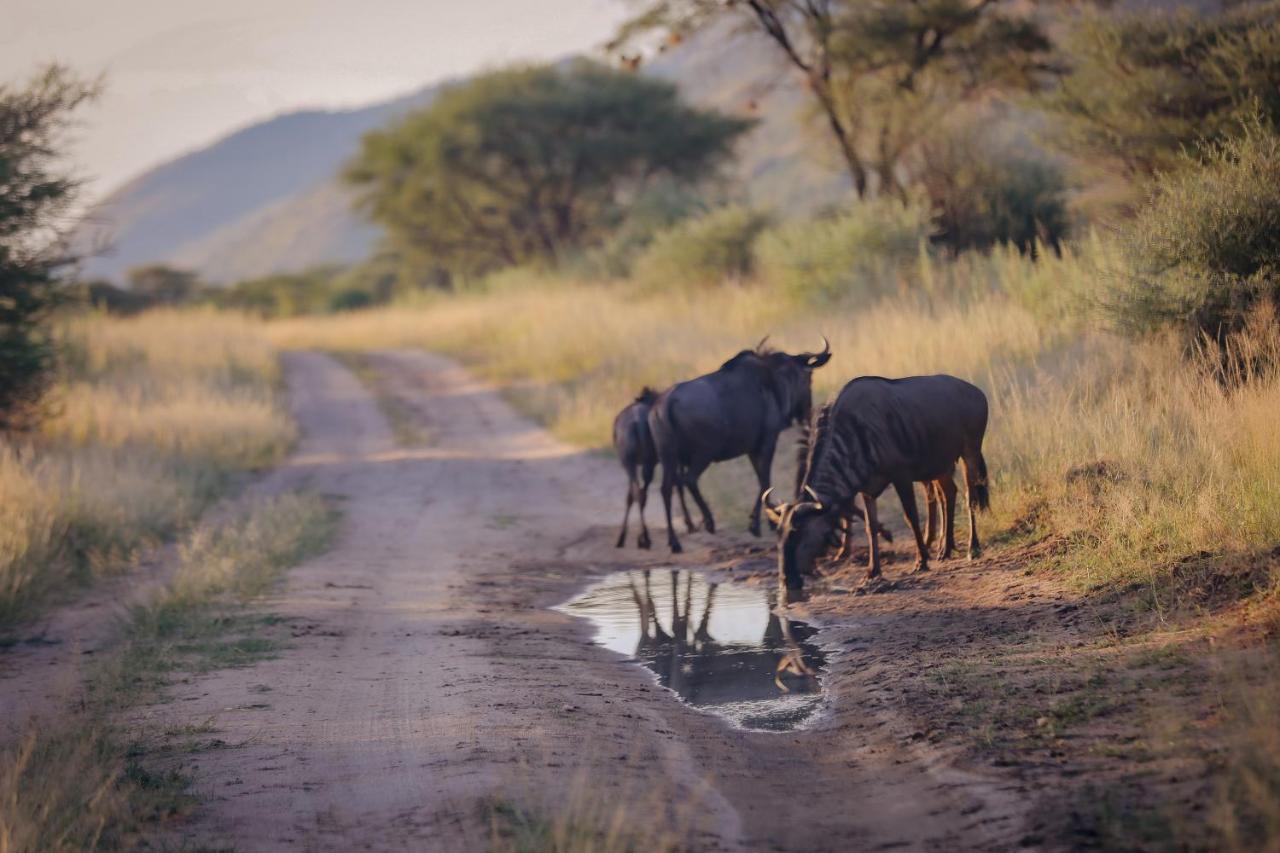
[110,349,1042,852]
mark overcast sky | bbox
[4,0,628,201]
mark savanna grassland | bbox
[0,309,294,628]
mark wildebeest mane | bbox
[634,386,659,405]
[794,401,833,498]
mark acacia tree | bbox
[612,0,1051,199]
[1040,2,1280,181]
[345,60,751,279]
[0,66,95,431]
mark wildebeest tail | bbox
[972,450,990,512]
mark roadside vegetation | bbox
[0,493,335,851]
[0,309,294,628]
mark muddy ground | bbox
[3,350,1228,851]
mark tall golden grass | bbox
[267,237,1280,592]
[0,309,294,627]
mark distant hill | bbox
[73,26,846,285]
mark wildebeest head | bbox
[763,486,839,591]
[725,336,832,427]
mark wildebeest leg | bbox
[938,474,958,560]
[832,515,852,562]
[893,479,930,573]
[636,460,655,550]
[683,462,716,535]
[658,460,682,553]
[616,468,636,548]
[960,452,985,558]
[676,482,698,533]
[862,494,882,580]
[746,443,776,537]
[923,481,939,556]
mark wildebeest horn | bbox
[803,484,824,509]
[761,488,784,527]
[755,334,770,352]
[804,336,832,368]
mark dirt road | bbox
[155,350,1033,851]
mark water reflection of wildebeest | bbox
[613,388,696,549]
[627,570,824,705]
[766,375,990,593]
[648,338,833,553]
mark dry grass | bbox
[0,309,295,628]
[0,492,335,853]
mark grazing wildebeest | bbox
[764,375,990,593]
[613,388,695,549]
[648,338,833,553]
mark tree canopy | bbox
[1041,2,1280,180]
[613,1,1052,199]
[345,60,752,279]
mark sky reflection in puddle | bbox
[557,569,827,732]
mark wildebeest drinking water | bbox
[765,374,989,592]
[648,338,832,553]
[613,388,695,549]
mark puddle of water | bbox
[556,569,828,732]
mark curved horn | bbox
[803,484,822,505]
[755,334,770,352]
[804,335,833,368]
[761,486,777,507]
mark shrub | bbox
[917,123,1071,256]
[756,197,934,302]
[572,181,708,280]
[1112,121,1280,342]
[631,205,771,290]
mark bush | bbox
[756,197,934,302]
[631,205,771,290]
[1113,121,1280,342]
[571,180,709,280]
[917,123,1071,256]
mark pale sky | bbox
[4,0,628,201]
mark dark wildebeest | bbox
[764,375,990,593]
[613,388,695,549]
[648,338,832,553]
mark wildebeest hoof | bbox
[615,536,625,548]
[704,520,716,534]
[637,532,651,549]
[669,541,683,554]
[855,575,892,595]
[685,522,699,533]
[748,522,761,538]
[968,547,982,560]
[913,561,929,573]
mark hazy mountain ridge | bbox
[74,31,835,285]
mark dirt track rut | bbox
[158,350,1032,851]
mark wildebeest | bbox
[613,388,695,549]
[764,374,989,592]
[648,338,833,553]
